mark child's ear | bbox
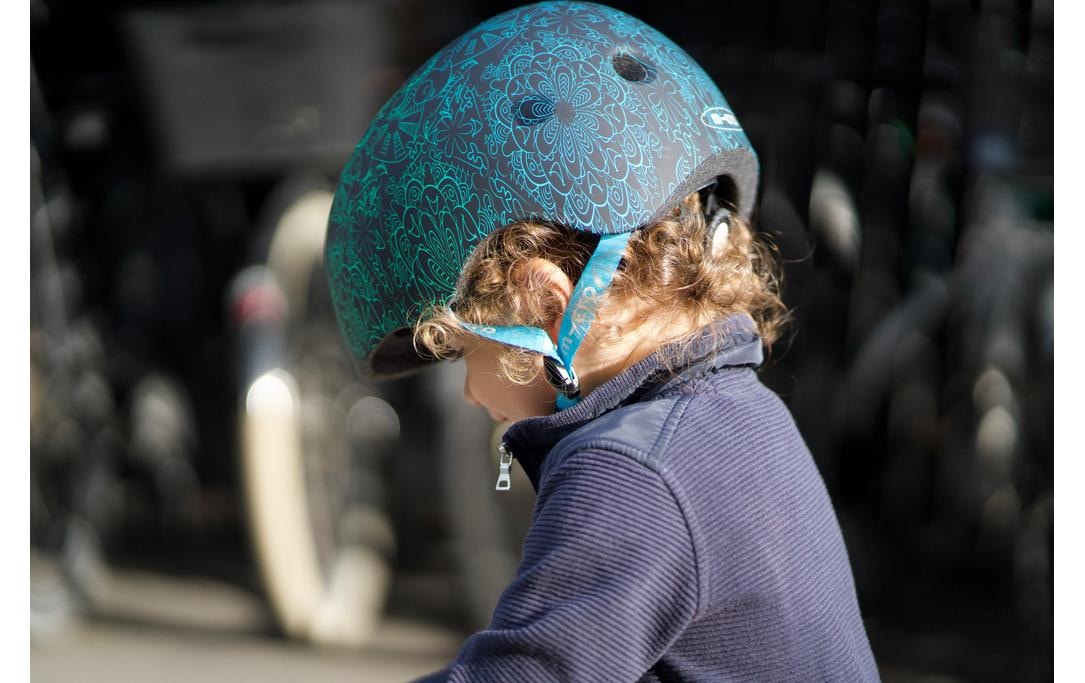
[515,258,573,345]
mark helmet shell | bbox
[326,1,759,377]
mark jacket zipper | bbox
[495,441,513,492]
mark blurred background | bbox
[29,0,1052,681]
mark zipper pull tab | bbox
[495,442,513,492]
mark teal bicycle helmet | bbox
[325,1,758,408]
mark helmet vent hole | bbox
[612,54,653,83]
[516,97,555,125]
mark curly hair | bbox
[414,191,788,384]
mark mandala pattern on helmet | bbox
[326,1,757,369]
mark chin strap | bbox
[455,232,632,411]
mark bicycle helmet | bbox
[325,1,758,408]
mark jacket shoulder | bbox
[540,393,691,482]
[539,367,786,485]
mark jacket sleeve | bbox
[414,448,701,683]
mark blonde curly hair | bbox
[414,191,788,384]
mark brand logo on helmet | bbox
[701,107,741,131]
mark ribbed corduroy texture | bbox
[417,317,879,682]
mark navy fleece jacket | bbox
[417,315,879,682]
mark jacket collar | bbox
[502,314,763,489]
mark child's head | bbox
[413,190,787,421]
[324,2,774,414]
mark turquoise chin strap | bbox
[455,232,632,411]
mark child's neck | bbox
[572,314,704,397]
[574,342,657,397]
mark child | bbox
[325,2,879,680]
